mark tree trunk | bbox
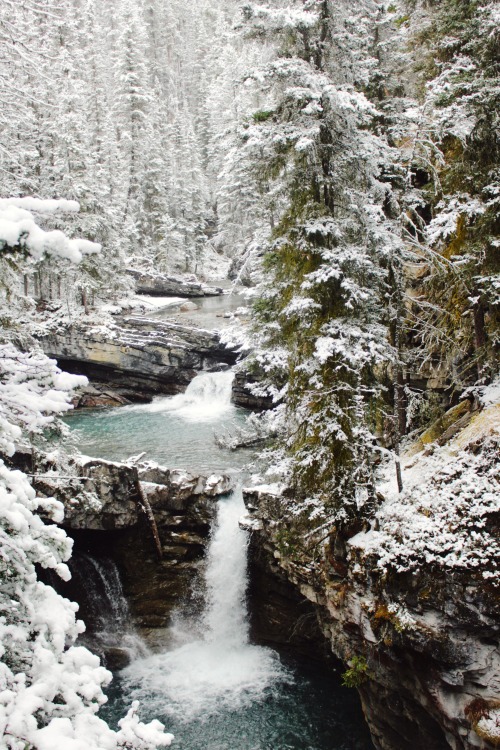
[473,297,486,380]
[82,288,90,315]
[392,262,404,493]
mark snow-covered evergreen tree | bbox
[233,1,397,539]
[0,202,173,749]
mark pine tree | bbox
[240,1,394,537]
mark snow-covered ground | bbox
[350,380,500,582]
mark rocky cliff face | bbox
[243,487,499,750]
[40,457,233,648]
[231,369,274,411]
[37,316,238,400]
[241,398,500,750]
[127,268,224,298]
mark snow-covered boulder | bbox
[127,268,223,298]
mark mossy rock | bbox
[407,400,472,457]
[467,698,500,747]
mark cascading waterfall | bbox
[202,491,250,648]
[126,370,236,421]
[70,554,146,661]
[167,370,236,421]
[114,369,287,719]
[120,488,288,721]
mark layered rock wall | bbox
[37,316,238,399]
[40,458,232,646]
[243,484,499,750]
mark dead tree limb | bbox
[135,480,163,561]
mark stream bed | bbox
[64,372,374,750]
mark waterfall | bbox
[124,370,235,421]
[202,490,250,648]
[78,555,130,631]
[70,554,146,661]
[166,371,235,420]
[121,489,288,721]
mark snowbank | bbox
[350,396,500,582]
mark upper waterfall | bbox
[123,370,235,422]
[165,371,235,421]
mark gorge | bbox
[40,290,498,750]
[55,362,374,750]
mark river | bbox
[64,368,374,750]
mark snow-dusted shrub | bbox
[352,430,500,581]
[0,344,86,456]
[0,460,172,750]
[0,348,173,749]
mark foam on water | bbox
[120,490,289,722]
[123,371,236,421]
[64,371,250,473]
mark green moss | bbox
[252,109,275,123]
[394,14,410,28]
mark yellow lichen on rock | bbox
[406,399,472,457]
[452,404,500,453]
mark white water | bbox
[72,555,147,661]
[123,370,236,422]
[203,492,250,648]
[84,555,130,629]
[121,489,288,721]
[93,368,374,749]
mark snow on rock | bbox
[473,376,500,408]
[243,405,500,750]
[350,400,500,580]
[100,296,187,316]
[129,295,186,311]
[50,458,234,530]
[37,315,238,400]
[127,268,223,298]
[475,707,500,745]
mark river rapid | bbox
[65,365,374,750]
